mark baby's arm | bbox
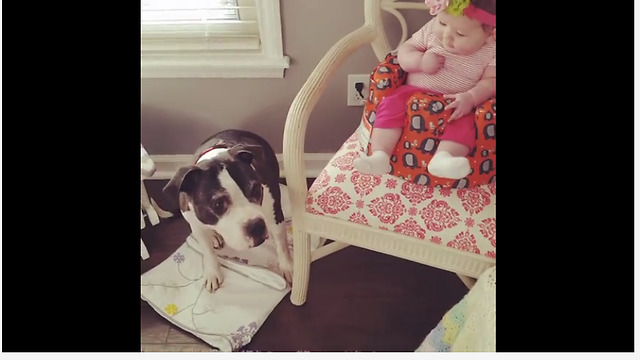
[397,38,427,72]
[397,19,443,74]
[467,65,496,106]
[445,65,496,121]
[398,38,445,74]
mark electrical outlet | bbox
[347,74,371,106]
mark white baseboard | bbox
[147,155,194,180]
[148,153,334,180]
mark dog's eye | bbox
[212,198,227,214]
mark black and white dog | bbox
[163,129,293,293]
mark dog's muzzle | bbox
[245,217,269,247]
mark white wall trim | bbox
[148,153,335,180]
[147,155,194,180]
[141,55,290,79]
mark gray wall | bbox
[141,0,427,155]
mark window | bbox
[141,0,289,78]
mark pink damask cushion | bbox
[307,131,496,259]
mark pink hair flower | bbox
[425,0,450,15]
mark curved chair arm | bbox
[283,24,378,223]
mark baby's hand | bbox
[421,52,445,74]
[444,92,475,121]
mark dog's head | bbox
[163,143,269,251]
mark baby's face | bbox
[432,11,493,55]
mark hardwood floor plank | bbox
[140,305,171,344]
[141,344,217,352]
[166,327,210,345]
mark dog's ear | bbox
[228,144,264,165]
[162,165,202,212]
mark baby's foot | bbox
[427,152,470,179]
[354,150,390,175]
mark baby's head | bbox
[425,0,496,55]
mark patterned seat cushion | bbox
[306,131,496,259]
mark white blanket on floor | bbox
[415,266,496,352]
[141,184,320,351]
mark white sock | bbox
[354,150,391,175]
[427,151,470,179]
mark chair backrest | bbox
[283,1,433,211]
[365,0,430,61]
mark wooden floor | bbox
[140,179,469,352]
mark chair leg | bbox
[456,273,477,290]
[141,238,150,260]
[290,230,311,306]
[311,241,350,262]
[151,197,174,219]
[316,236,328,247]
[141,180,160,225]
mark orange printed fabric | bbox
[362,53,496,188]
[361,52,407,155]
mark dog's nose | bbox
[246,218,268,246]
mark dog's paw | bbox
[203,264,224,293]
[277,254,294,286]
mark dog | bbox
[163,129,293,293]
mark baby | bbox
[354,0,496,180]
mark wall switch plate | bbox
[347,74,371,106]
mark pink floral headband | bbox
[425,0,496,27]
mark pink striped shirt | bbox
[406,18,496,95]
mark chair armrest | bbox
[283,25,377,217]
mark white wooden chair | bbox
[141,143,173,260]
[283,0,496,306]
